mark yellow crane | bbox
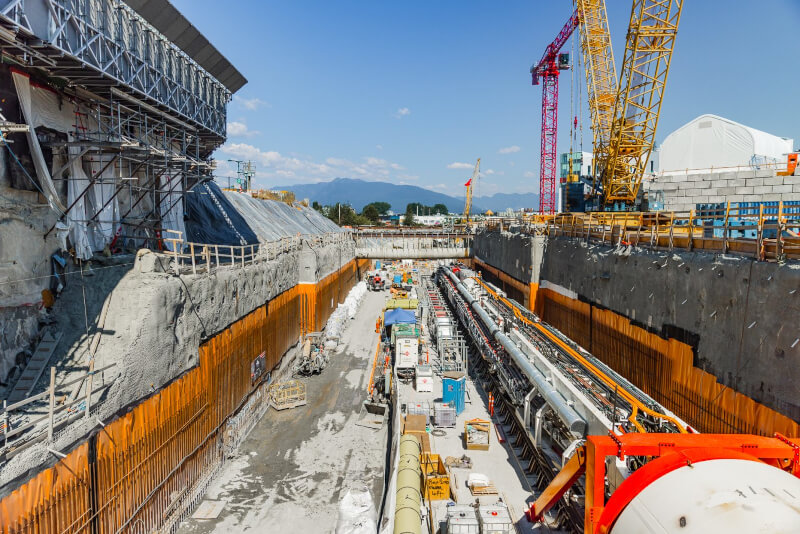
[463,158,480,223]
[577,0,684,208]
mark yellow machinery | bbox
[578,0,684,207]
[463,158,480,222]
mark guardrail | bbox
[1,362,117,458]
[480,203,800,261]
[162,230,353,275]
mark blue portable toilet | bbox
[442,372,466,415]
[375,260,381,269]
[393,274,403,284]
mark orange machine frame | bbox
[528,432,800,534]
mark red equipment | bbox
[531,10,580,214]
[527,432,800,533]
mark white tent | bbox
[659,114,794,173]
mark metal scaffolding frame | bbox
[0,0,230,137]
[41,87,214,246]
[0,0,235,251]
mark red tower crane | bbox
[531,10,580,214]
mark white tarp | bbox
[659,114,794,173]
[11,71,67,212]
[12,70,122,259]
[160,173,186,250]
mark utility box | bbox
[477,504,513,534]
[446,505,480,534]
[415,365,433,393]
[434,401,456,428]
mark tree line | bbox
[311,201,449,226]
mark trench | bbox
[471,262,799,438]
[0,259,370,533]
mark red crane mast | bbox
[531,10,580,214]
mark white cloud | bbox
[233,95,268,110]
[498,145,521,154]
[227,120,259,137]
[523,171,536,178]
[447,162,473,170]
[394,107,411,118]
[376,144,384,151]
[218,143,406,187]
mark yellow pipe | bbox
[394,434,422,534]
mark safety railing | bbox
[162,230,352,275]
[543,202,800,261]
[0,362,117,458]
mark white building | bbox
[658,114,794,174]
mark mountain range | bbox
[276,178,539,214]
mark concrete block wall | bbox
[472,230,546,284]
[644,168,800,212]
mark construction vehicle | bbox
[463,158,480,223]
[778,153,798,176]
[367,272,385,291]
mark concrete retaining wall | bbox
[538,238,800,422]
[644,168,800,212]
[472,230,545,284]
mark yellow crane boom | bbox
[464,158,480,223]
[603,0,684,206]
[576,0,618,179]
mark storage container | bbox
[477,504,513,534]
[434,401,456,428]
[446,505,480,534]
[415,365,434,393]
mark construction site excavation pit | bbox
[178,286,390,533]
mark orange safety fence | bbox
[0,260,363,533]
[536,288,799,437]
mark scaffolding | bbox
[0,0,240,256]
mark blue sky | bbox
[173,0,799,198]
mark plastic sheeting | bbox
[335,485,378,534]
[222,190,344,241]
[183,182,258,246]
[11,71,67,212]
[159,173,186,250]
[536,288,800,437]
[384,308,416,326]
[12,70,122,258]
[660,114,794,172]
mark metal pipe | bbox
[443,266,586,436]
[495,330,586,435]
[394,434,422,534]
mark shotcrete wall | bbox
[473,230,545,284]
[538,238,800,422]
